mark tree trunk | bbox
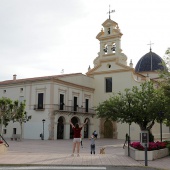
[20,122,23,141]
[0,117,3,137]
[138,120,155,142]
[139,124,147,131]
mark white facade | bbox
[0,74,95,140]
[0,18,169,141]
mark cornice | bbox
[53,79,95,92]
[87,69,130,76]
[102,19,118,27]
[0,77,95,93]
[87,59,133,76]
[97,34,122,41]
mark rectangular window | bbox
[85,99,89,112]
[60,94,64,110]
[73,96,78,111]
[3,129,7,134]
[105,77,112,92]
[20,88,23,92]
[13,128,16,134]
[38,93,44,109]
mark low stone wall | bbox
[0,144,7,154]
[125,146,169,161]
[154,133,170,141]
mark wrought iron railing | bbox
[33,104,45,110]
[53,104,95,114]
[31,104,95,115]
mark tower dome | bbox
[135,50,165,73]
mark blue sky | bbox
[0,0,169,80]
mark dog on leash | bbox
[100,147,105,154]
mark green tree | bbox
[96,81,168,141]
[12,100,31,140]
[159,48,170,126]
[0,97,13,136]
[163,48,170,99]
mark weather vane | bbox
[107,5,115,19]
[147,41,154,51]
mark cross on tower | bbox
[147,41,154,51]
[107,5,115,19]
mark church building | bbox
[0,15,169,140]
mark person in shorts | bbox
[70,119,88,156]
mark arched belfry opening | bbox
[57,116,65,139]
[103,44,108,54]
[111,42,116,53]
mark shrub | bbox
[130,141,167,151]
[164,141,170,155]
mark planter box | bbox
[0,143,7,154]
[125,146,169,160]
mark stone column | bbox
[48,111,55,140]
[100,42,105,55]
[65,122,70,139]
[107,42,112,54]
[115,39,120,54]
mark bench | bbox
[11,134,21,141]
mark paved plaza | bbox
[0,139,170,169]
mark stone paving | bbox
[0,139,169,169]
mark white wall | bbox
[0,76,95,140]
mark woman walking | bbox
[70,119,88,157]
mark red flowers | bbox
[0,140,3,144]
[130,141,167,151]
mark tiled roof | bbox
[0,73,82,85]
[135,51,166,73]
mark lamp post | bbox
[158,112,164,142]
[129,123,131,140]
[42,119,45,140]
[128,98,132,143]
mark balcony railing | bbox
[31,104,95,115]
[33,104,45,111]
[53,104,95,114]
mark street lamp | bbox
[128,98,132,142]
[42,119,45,140]
[158,112,164,142]
[129,122,131,140]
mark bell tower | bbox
[93,10,127,67]
[98,19,122,56]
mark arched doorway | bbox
[57,116,64,139]
[70,117,78,139]
[104,120,113,138]
[84,118,89,138]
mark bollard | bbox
[145,143,148,166]
[127,135,130,156]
